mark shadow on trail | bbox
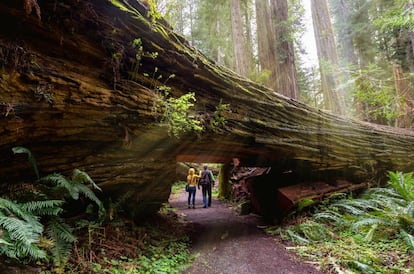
[169,190,324,274]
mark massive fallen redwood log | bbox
[1,0,414,220]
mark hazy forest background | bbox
[156,0,414,127]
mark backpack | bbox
[199,170,210,186]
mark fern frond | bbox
[46,217,75,268]
[345,199,381,212]
[0,198,41,226]
[0,216,42,243]
[366,188,404,202]
[0,216,46,260]
[0,238,12,246]
[387,171,414,201]
[364,223,378,242]
[286,229,310,244]
[367,194,407,209]
[349,260,377,274]
[39,173,78,199]
[72,169,102,191]
[0,197,25,216]
[352,218,388,232]
[314,210,346,225]
[400,230,414,253]
[406,201,414,217]
[332,200,365,215]
[12,146,40,180]
[21,200,64,216]
[72,183,106,219]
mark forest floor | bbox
[169,188,325,274]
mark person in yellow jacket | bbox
[186,168,201,208]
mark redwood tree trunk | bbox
[230,0,250,77]
[270,0,299,99]
[311,0,345,114]
[255,0,277,91]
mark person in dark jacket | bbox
[198,165,215,208]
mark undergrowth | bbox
[0,147,104,273]
[1,148,194,273]
[268,171,414,273]
[67,203,194,274]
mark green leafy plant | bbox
[12,146,39,179]
[210,99,231,131]
[145,0,162,24]
[0,147,105,272]
[161,92,203,137]
[351,65,402,126]
[38,169,105,221]
[275,171,414,273]
[0,198,63,261]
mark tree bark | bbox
[311,0,345,114]
[1,0,414,220]
[270,0,299,99]
[255,0,277,91]
[230,0,250,77]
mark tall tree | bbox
[311,0,345,114]
[349,0,375,68]
[329,0,357,66]
[192,0,234,67]
[255,0,278,91]
[230,0,251,77]
[270,0,300,99]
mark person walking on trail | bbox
[198,165,215,208]
[186,168,201,209]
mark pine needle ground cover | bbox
[268,171,414,273]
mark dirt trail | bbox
[169,188,324,274]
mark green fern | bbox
[12,146,40,180]
[314,210,346,225]
[0,199,46,260]
[388,171,414,201]
[285,229,310,244]
[38,171,105,221]
[331,200,365,215]
[72,169,102,191]
[46,217,76,270]
[400,230,414,253]
[21,200,64,216]
[3,147,105,270]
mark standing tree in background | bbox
[270,0,300,99]
[158,0,188,36]
[329,0,414,126]
[194,0,234,67]
[230,0,252,77]
[311,0,345,114]
[242,0,255,72]
[329,0,357,67]
[254,0,277,90]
